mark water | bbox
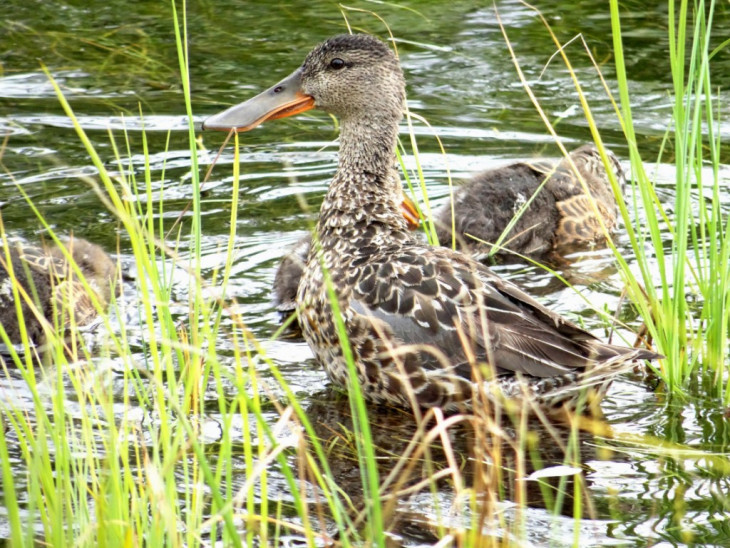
[2,0,730,545]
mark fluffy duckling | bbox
[273,234,311,314]
[435,145,625,259]
[0,237,118,346]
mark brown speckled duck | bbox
[0,237,117,346]
[435,145,625,259]
[274,194,420,313]
[205,34,660,411]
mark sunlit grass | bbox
[2,1,730,547]
[609,0,728,399]
[2,7,346,546]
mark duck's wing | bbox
[349,245,608,380]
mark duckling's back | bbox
[434,145,625,260]
[435,162,560,259]
[547,145,625,249]
[47,237,118,308]
[0,247,55,345]
[0,238,118,348]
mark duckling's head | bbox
[204,34,405,132]
[48,238,119,307]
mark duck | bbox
[276,145,622,312]
[0,237,118,347]
[435,145,625,259]
[204,33,661,412]
[274,194,421,313]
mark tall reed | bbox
[610,0,728,399]
[3,2,729,547]
[500,0,727,400]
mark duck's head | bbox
[203,34,405,132]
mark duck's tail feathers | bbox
[590,342,663,364]
[493,344,662,410]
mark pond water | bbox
[2,0,730,546]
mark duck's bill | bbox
[203,69,315,132]
[400,195,421,230]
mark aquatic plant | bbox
[609,0,728,398]
[1,1,729,547]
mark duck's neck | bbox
[316,112,410,245]
[338,113,399,175]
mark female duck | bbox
[0,237,117,346]
[205,34,659,411]
[274,194,420,313]
[435,145,625,259]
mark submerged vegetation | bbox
[0,0,729,546]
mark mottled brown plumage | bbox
[205,34,660,412]
[274,195,421,313]
[276,146,622,309]
[435,145,625,259]
[0,237,118,346]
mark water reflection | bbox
[302,390,639,544]
[2,0,730,545]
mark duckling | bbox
[435,145,625,259]
[273,234,310,314]
[0,237,118,347]
[205,34,660,412]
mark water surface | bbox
[2,0,730,545]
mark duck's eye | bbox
[329,58,346,70]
